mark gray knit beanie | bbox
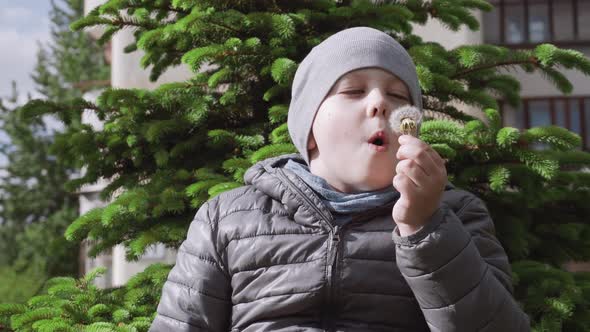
[287,26,423,167]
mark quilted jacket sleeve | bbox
[149,201,232,332]
[392,194,531,332]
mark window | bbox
[484,0,590,46]
[504,0,526,44]
[501,97,590,151]
[554,1,575,41]
[580,1,590,39]
[527,100,551,150]
[528,100,551,127]
[483,4,501,43]
[528,1,550,42]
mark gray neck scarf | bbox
[284,159,399,224]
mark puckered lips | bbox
[367,130,389,152]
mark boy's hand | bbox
[392,135,447,236]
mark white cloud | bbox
[0,3,54,160]
[0,7,51,103]
[0,6,34,22]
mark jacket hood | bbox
[244,152,341,207]
[243,152,302,193]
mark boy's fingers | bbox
[396,159,428,187]
[398,135,445,171]
[393,173,418,198]
[396,144,439,177]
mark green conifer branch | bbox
[5,1,590,330]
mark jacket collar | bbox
[243,153,455,229]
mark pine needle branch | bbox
[452,58,538,79]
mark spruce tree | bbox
[0,83,49,306]
[0,78,79,278]
[32,0,110,102]
[1,0,590,331]
[0,0,109,308]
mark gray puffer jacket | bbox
[149,153,531,331]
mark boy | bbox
[149,26,531,331]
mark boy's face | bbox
[307,67,411,193]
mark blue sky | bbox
[0,1,54,167]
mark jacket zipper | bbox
[276,169,340,330]
[275,168,407,330]
[276,169,396,330]
[326,225,340,332]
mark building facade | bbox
[78,0,590,287]
[484,0,590,150]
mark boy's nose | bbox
[367,104,388,118]
[366,90,389,118]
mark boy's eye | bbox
[343,90,364,94]
[342,90,409,101]
[389,94,409,101]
